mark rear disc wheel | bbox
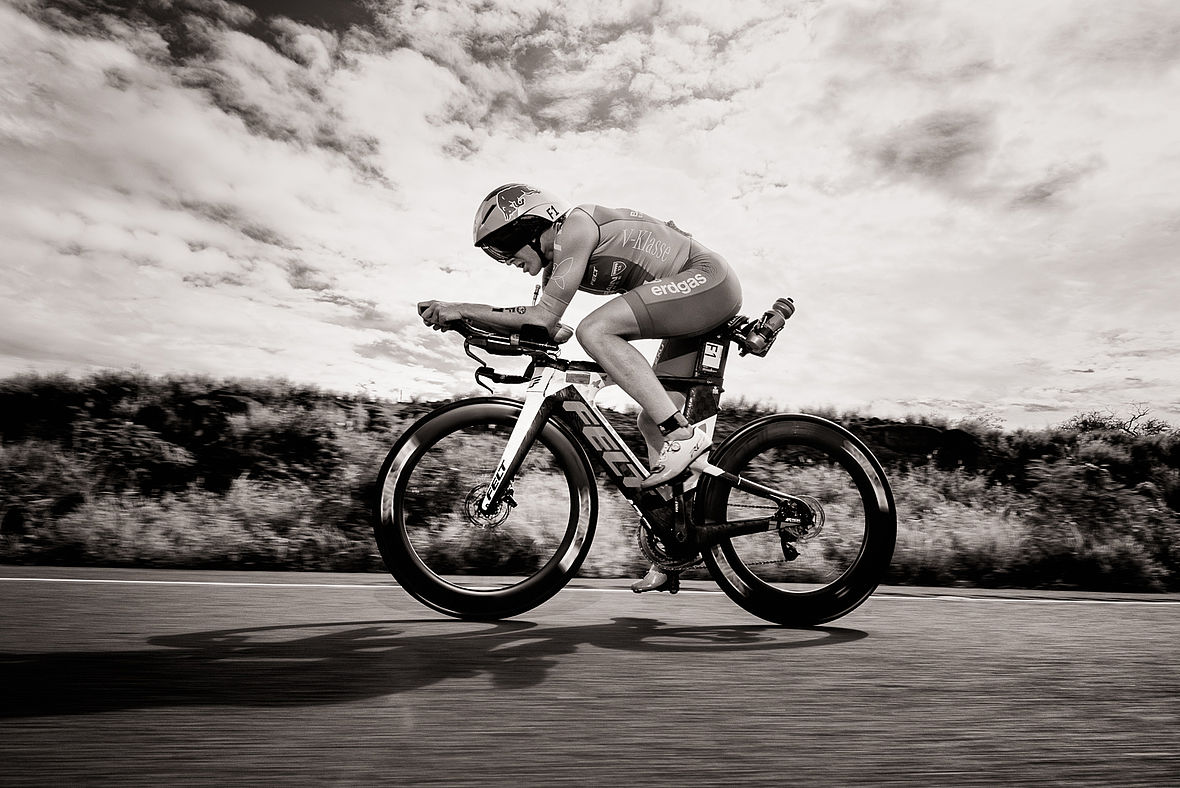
[699,415,896,626]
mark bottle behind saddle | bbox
[741,297,795,356]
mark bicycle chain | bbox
[706,503,802,568]
[638,501,804,571]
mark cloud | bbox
[868,108,995,186]
[2,0,1179,426]
[1048,0,1180,75]
[816,0,997,85]
[1010,156,1106,208]
[0,1,431,394]
[369,0,777,134]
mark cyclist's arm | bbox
[429,208,598,336]
[532,207,597,327]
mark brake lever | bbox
[473,367,494,394]
[462,339,490,392]
[463,338,487,368]
[474,363,534,393]
[467,338,535,392]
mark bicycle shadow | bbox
[0,617,866,718]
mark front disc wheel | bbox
[374,400,597,619]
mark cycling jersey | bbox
[575,205,701,295]
[557,205,742,339]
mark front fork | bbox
[478,389,554,516]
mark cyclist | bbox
[418,183,743,592]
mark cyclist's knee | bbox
[574,319,596,350]
[579,297,643,350]
[575,317,614,351]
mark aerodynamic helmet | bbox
[473,183,570,262]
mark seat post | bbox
[652,327,733,425]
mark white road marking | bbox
[0,576,397,590]
[872,593,1180,606]
[0,575,1178,604]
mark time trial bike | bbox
[373,298,896,626]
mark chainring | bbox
[638,523,703,572]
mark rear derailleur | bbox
[775,494,824,562]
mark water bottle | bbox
[742,297,795,356]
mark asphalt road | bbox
[1,567,1178,787]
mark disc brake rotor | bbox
[463,483,512,529]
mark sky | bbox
[2,0,1178,429]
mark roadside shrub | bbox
[887,462,1179,591]
[1019,458,1178,590]
[0,441,94,536]
[889,467,1028,587]
[72,419,195,494]
[2,370,1177,590]
[1,480,381,571]
[221,408,343,488]
[0,374,88,443]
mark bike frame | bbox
[478,362,664,513]
[476,330,808,541]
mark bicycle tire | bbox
[698,414,896,626]
[374,398,598,620]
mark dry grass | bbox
[2,480,381,571]
[3,372,1177,590]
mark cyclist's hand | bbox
[418,300,462,330]
[553,323,574,344]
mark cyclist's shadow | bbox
[1,616,867,718]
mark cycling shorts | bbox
[621,243,742,339]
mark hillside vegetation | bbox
[2,371,1178,591]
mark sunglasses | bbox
[480,220,545,263]
[481,243,524,263]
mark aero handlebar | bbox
[441,321,563,360]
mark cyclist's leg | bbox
[637,390,685,465]
[580,257,740,427]
[571,309,688,593]
[639,336,707,461]
[575,299,691,439]
[603,257,741,588]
